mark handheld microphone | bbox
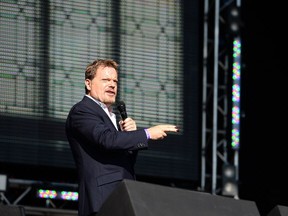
[117,101,128,120]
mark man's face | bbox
[85,66,118,106]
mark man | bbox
[65,59,179,216]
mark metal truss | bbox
[0,178,78,214]
[201,0,241,196]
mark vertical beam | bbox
[201,0,209,190]
[201,0,241,196]
[212,0,220,195]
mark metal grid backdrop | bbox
[0,0,201,183]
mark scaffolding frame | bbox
[201,0,241,196]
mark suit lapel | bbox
[83,96,118,131]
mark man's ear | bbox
[85,79,91,91]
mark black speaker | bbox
[0,204,25,216]
[98,179,260,216]
[267,205,288,216]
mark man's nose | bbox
[109,80,117,87]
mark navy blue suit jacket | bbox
[65,96,148,216]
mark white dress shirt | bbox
[85,95,118,130]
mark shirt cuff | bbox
[144,129,150,140]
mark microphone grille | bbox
[117,101,126,111]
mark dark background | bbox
[239,1,288,215]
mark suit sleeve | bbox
[66,102,148,151]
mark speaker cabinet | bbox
[98,179,260,216]
[0,204,25,216]
[268,205,288,216]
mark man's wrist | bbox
[144,129,150,140]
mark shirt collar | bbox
[85,95,113,113]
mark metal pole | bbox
[212,0,220,195]
[201,0,209,191]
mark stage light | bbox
[231,38,241,150]
[60,191,78,201]
[37,189,57,199]
[222,164,238,197]
[37,189,78,201]
[228,6,241,35]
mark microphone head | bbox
[117,101,127,120]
